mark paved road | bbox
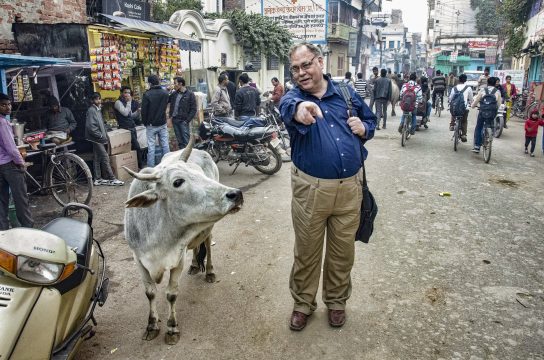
[68,107,543,360]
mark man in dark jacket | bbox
[46,96,77,135]
[431,70,447,109]
[234,73,261,117]
[114,86,143,168]
[168,77,197,149]
[373,69,392,129]
[142,75,170,167]
[220,71,237,104]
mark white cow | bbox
[123,137,243,344]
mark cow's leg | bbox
[391,101,396,116]
[204,235,215,283]
[165,260,183,345]
[188,249,200,275]
[135,258,160,341]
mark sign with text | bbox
[102,0,150,21]
[493,70,524,93]
[348,32,358,58]
[450,50,458,63]
[262,0,327,44]
[467,40,497,50]
[485,47,497,65]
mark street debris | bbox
[439,192,451,197]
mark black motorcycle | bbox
[196,114,283,175]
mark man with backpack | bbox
[471,77,501,153]
[398,73,422,135]
[448,74,473,142]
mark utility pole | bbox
[353,0,366,73]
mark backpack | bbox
[480,88,498,123]
[400,84,417,112]
[450,85,469,117]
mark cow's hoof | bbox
[143,328,160,341]
[205,273,216,283]
[165,331,180,345]
[188,265,200,275]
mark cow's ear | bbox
[125,189,159,208]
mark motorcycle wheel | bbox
[253,143,282,175]
[493,115,503,138]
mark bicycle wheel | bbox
[438,99,442,117]
[46,153,93,207]
[482,128,492,163]
[401,119,408,147]
[453,118,460,152]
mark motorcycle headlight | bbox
[0,248,76,284]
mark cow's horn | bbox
[122,166,161,181]
[179,134,195,162]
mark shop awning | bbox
[0,54,72,70]
[101,14,201,52]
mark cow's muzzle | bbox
[227,189,243,213]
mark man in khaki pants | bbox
[279,43,376,331]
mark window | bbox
[329,2,339,23]
[397,41,401,48]
[267,55,279,70]
[337,55,344,76]
[389,41,394,49]
[221,53,227,66]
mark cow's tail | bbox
[197,243,207,272]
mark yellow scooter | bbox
[0,203,108,360]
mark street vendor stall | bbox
[87,15,200,127]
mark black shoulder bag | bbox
[337,82,378,243]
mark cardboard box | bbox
[109,150,137,181]
[107,128,132,155]
[135,125,147,149]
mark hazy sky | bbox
[381,0,429,40]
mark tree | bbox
[206,10,293,61]
[470,0,507,36]
[500,0,532,57]
[151,0,202,23]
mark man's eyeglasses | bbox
[289,55,318,75]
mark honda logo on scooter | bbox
[33,246,55,254]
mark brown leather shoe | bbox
[328,309,346,328]
[289,311,309,331]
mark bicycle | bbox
[400,110,412,147]
[24,141,93,207]
[434,94,444,117]
[493,104,506,138]
[452,115,463,152]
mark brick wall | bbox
[0,0,87,54]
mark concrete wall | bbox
[0,0,87,53]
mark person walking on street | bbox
[279,42,376,331]
[503,75,518,127]
[367,67,379,112]
[478,67,490,91]
[220,71,237,104]
[234,73,261,117]
[114,86,144,168]
[448,74,473,142]
[85,92,124,186]
[354,72,367,100]
[446,73,457,96]
[524,110,544,157]
[142,75,170,167]
[342,71,355,89]
[0,92,33,230]
[471,77,501,153]
[211,74,233,117]
[168,77,197,149]
[431,70,446,109]
[373,68,392,130]
[269,77,284,106]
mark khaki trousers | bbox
[289,166,362,315]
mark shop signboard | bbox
[348,32,358,58]
[467,40,497,50]
[493,69,524,92]
[262,0,328,44]
[450,50,458,63]
[485,47,497,65]
[102,0,150,21]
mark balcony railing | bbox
[327,22,357,42]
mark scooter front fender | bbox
[0,275,61,360]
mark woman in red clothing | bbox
[524,110,544,156]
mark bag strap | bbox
[337,81,353,113]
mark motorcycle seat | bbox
[42,218,93,294]
[41,218,92,267]
[220,123,272,140]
